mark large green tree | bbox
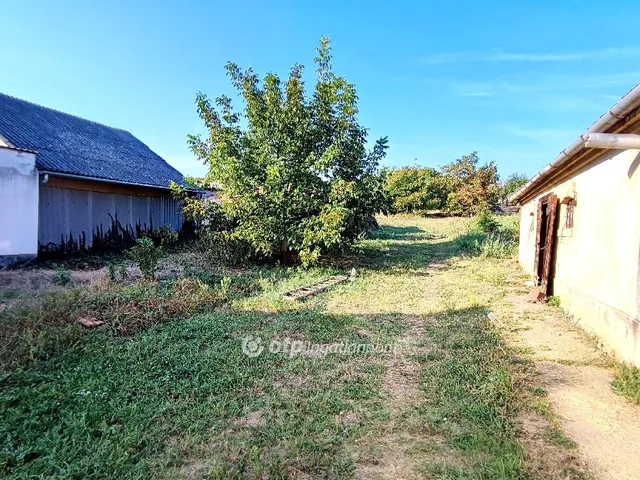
[500,173,529,204]
[385,166,449,213]
[188,37,389,265]
[441,152,500,215]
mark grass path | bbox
[2,215,590,479]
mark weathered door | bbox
[534,193,559,295]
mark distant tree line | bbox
[383,152,528,216]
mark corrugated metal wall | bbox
[38,185,182,248]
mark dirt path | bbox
[507,289,640,480]
[354,314,426,480]
[326,253,466,479]
[329,217,603,479]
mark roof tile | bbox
[0,93,186,189]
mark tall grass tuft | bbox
[612,364,640,405]
[455,213,519,258]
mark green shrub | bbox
[471,209,499,234]
[455,231,515,258]
[479,233,516,258]
[455,232,486,254]
[547,296,561,307]
[107,262,128,283]
[197,231,253,267]
[129,238,161,280]
[145,225,179,247]
[497,214,520,242]
[612,364,640,405]
[52,268,72,286]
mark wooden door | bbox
[534,193,559,295]
[539,194,558,294]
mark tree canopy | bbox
[385,152,503,216]
[187,36,389,265]
[500,173,529,204]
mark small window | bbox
[565,199,575,229]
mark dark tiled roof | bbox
[0,93,186,189]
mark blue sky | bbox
[1,0,639,179]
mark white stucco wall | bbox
[0,147,39,259]
[518,147,640,364]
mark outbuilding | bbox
[512,83,640,366]
[0,93,189,266]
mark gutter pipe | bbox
[511,83,640,203]
[583,133,640,149]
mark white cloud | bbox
[421,47,640,65]
[457,90,495,97]
[498,126,578,143]
[442,71,640,113]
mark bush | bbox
[107,262,128,283]
[455,231,516,258]
[129,238,161,280]
[52,268,72,286]
[479,233,516,258]
[471,209,499,234]
[497,214,520,242]
[197,231,253,267]
[145,225,179,247]
[547,296,561,307]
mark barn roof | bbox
[0,93,186,189]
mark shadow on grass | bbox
[333,225,467,273]
[0,308,406,478]
[0,219,528,478]
[368,225,429,241]
[1,302,528,479]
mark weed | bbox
[0,289,21,301]
[129,238,160,280]
[612,364,640,405]
[546,426,577,449]
[529,386,548,397]
[480,233,516,258]
[0,277,234,370]
[547,295,561,307]
[219,275,232,295]
[455,228,516,259]
[52,268,72,286]
[454,231,485,254]
[145,225,179,247]
[471,208,499,233]
[107,262,128,283]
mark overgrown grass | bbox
[612,364,640,405]
[0,278,224,371]
[1,214,579,479]
[1,308,394,478]
[419,307,525,478]
[455,213,519,258]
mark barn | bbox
[0,93,190,266]
[512,83,640,366]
